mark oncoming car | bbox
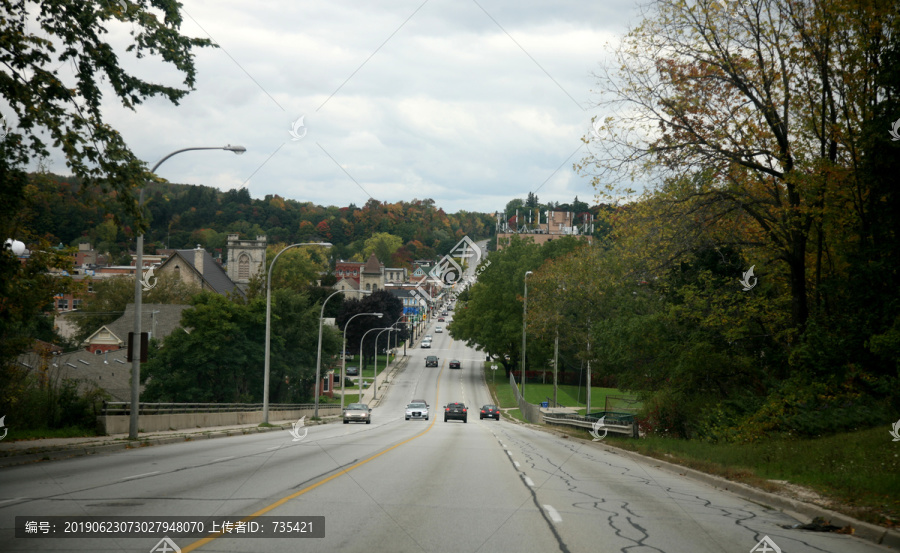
[343,403,371,424]
[405,402,429,420]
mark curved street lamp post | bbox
[262,242,332,424]
[340,311,382,411]
[358,325,392,400]
[129,145,246,440]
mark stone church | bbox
[226,234,267,293]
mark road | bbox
[0,323,892,553]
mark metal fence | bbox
[509,373,544,424]
[102,402,342,415]
[542,412,639,438]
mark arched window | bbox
[238,253,250,279]
[366,283,371,291]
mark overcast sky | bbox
[47,0,644,213]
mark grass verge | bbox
[5,427,99,441]
[593,429,900,528]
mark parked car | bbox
[480,405,500,420]
[345,366,359,376]
[425,355,439,367]
[405,402,429,420]
[449,359,461,369]
[444,402,468,423]
[343,403,371,424]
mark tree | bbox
[581,0,899,332]
[449,236,582,377]
[1,0,214,230]
[361,232,402,265]
[245,244,329,298]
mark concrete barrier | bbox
[98,406,341,435]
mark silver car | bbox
[343,403,371,424]
[405,402,429,421]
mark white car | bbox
[405,402,429,420]
[421,341,431,348]
[435,326,443,333]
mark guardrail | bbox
[102,402,343,415]
[542,412,639,438]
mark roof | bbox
[334,277,360,290]
[175,249,240,296]
[16,348,137,402]
[86,304,190,345]
[362,253,383,274]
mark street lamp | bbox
[129,145,245,440]
[359,325,391,400]
[373,319,402,400]
[313,289,361,419]
[522,270,533,400]
[262,242,332,424]
[340,311,382,411]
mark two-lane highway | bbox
[0,324,892,552]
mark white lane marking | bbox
[524,476,534,487]
[266,446,280,451]
[506,450,512,456]
[211,456,235,463]
[514,461,520,468]
[120,471,160,481]
[0,498,26,505]
[543,504,562,523]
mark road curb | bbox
[369,355,408,408]
[0,423,294,468]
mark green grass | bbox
[604,427,900,527]
[349,355,396,378]
[518,383,631,414]
[5,427,99,441]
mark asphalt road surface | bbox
[0,324,892,553]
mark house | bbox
[82,304,190,354]
[334,260,364,283]
[156,245,243,297]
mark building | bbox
[156,245,243,297]
[335,260,364,283]
[17,347,135,402]
[496,210,593,250]
[359,253,385,293]
[81,303,190,354]
[225,234,267,293]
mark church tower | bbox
[226,234,267,292]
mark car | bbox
[405,402,429,420]
[480,404,500,420]
[345,366,359,376]
[449,359,461,369]
[421,341,431,348]
[424,334,432,341]
[438,317,445,322]
[425,355,439,367]
[435,326,443,333]
[343,403,371,424]
[411,398,429,406]
[444,402,468,423]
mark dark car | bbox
[425,355,439,367]
[449,359,461,369]
[438,317,445,322]
[480,404,500,420]
[345,366,359,376]
[444,402,468,423]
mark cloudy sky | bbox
[52,0,643,213]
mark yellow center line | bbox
[183,357,446,552]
